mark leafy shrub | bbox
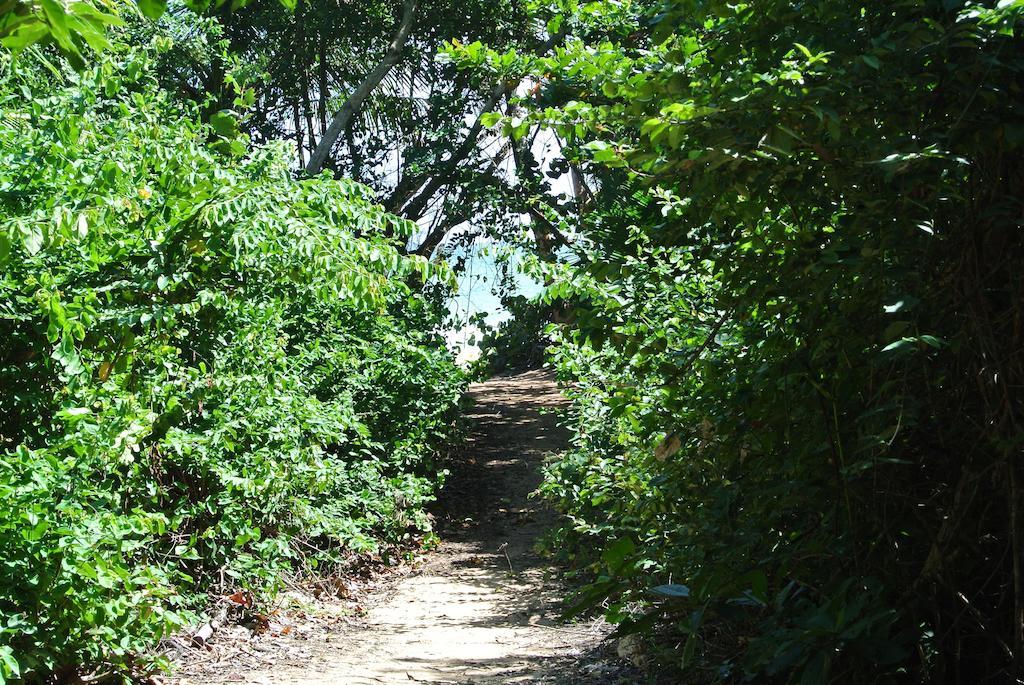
[453,0,1024,681]
[0,47,463,681]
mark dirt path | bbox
[172,370,640,685]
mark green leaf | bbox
[137,0,168,20]
[39,0,75,51]
[747,571,768,603]
[610,606,668,637]
[881,338,914,354]
[66,15,113,53]
[209,110,240,137]
[0,646,20,678]
[480,111,502,128]
[0,23,50,51]
[54,332,85,375]
[23,226,44,255]
[661,102,696,120]
[602,537,635,571]
[59,407,92,418]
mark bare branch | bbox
[388,31,566,221]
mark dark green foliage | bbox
[0,0,288,64]
[0,47,462,681]
[7,0,1024,681]
[455,0,1024,681]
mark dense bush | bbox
[455,0,1024,681]
[0,47,462,681]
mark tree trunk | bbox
[346,119,362,182]
[296,14,317,150]
[318,37,329,134]
[304,0,417,175]
[1011,453,1023,680]
[302,78,317,150]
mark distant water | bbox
[444,245,542,365]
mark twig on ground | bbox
[498,542,514,573]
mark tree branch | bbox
[388,31,566,221]
[389,80,507,219]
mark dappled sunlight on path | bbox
[177,370,639,685]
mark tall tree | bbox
[150,0,576,257]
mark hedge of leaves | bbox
[471,294,550,377]
[456,0,1024,681]
[0,48,463,681]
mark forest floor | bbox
[169,370,645,684]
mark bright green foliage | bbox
[0,49,462,681]
[0,0,292,64]
[458,0,1024,680]
[0,0,124,61]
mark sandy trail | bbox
[174,370,638,685]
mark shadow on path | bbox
[176,370,644,685]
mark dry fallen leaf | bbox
[225,590,252,607]
[654,432,681,462]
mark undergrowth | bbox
[0,47,463,681]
